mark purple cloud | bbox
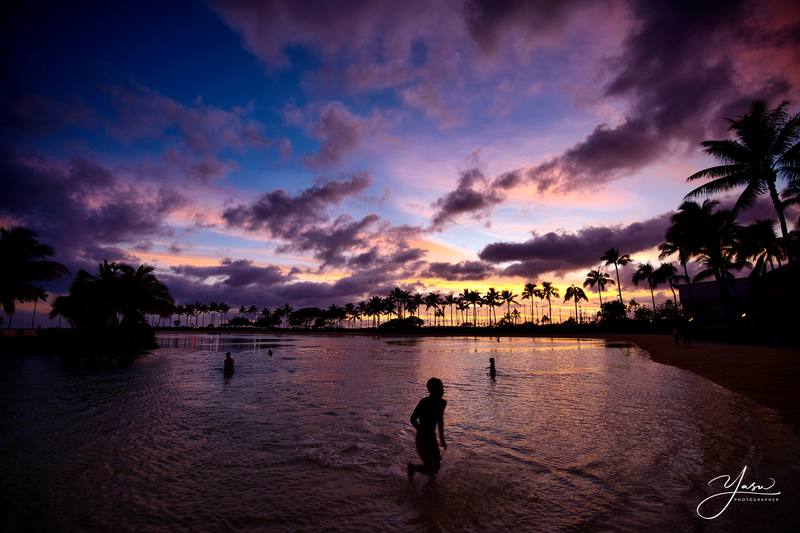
[479,212,673,277]
[423,260,496,281]
[431,167,505,228]
[525,0,800,192]
[0,151,185,279]
[222,173,372,235]
[171,258,289,287]
[307,101,370,167]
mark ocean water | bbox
[1,334,798,531]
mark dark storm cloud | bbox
[464,0,599,52]
[0,151,185,275]
[276,213,380,267]
[171,258,288,287]
[422,260,496,281]
[164,257,417,308]
[431,167,504,228]
[479,212,672,276]
[527,0,800,192]
[222,172,372,235]
[430,166,528,229]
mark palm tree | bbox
[389,287,410,319]
[357,301,369,328]
[583,269,614,307]
[367,296,383,327]
[658,200,718,312]
[344,303,356,328]
[563,285,588,322]
[655,263,683,306]
[685,100,800,259]
[500,289,518,320]
[484,288,500,325]
[1,227,68,327]
[538,282,559,323]
[521,282,538,323]
[442,294,456,327]
[219,303,231,326]
[406,293,420,317]
[736,220,785,276]
[423,292,441,326]
[632,263,658,311]
[692,208,749,318]
[463,289,481,326]
[30,287,47,328]
[601,248,631,304]
[50,261,174,329]
[456,297,470,326]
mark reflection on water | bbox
[1,334,798,531]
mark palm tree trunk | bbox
[548,297,552,322]
[649,283,656,310]
[574,300,578,321]
[597,287,603,307]
[614,263,623,303]
[7,312,13,329]
[31,299,38,329]
[768,180,791,261]
[681,261,693,315]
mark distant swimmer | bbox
[224,352,235,373]
[407,377,447,480]
[488,357,496,378]
[268,349,273,356]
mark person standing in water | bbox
[488,357,497,378]
[224,352,235,372]
[407,377,447,479]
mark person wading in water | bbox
[407,377,447,479]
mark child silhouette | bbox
[407,377,447,479]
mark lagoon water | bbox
[1,334,798,531]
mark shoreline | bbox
[161,328,800,430]
[5,327,798,430]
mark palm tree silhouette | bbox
[686,100,799,260]
[632,263,658,311]
[1,227,68,327]
[737,220,785,276]
[424,292,442,326]
[659,200,717,312]
[692,207,749,318]
[521,282,538,323]
[30,286,47,329]
[463,289,481,326]
[655,263,683,307]
[500,289,518,321]
[583,269,614,307]
[484,288,500,325]
[563,285,588,322]
[601,248,631,304]
[51,261,173,329]
[538,282,559,323]
[442,294,456,326]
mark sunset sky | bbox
[2,0,800,315]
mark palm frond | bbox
[699,140,750,164]
[686,164,746,182]
[684,173,752,199]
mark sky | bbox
[2,0,800,320]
